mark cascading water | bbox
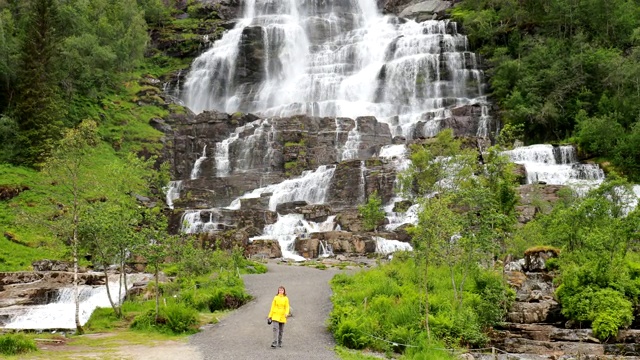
[503,144,605,190]
[227,165,336,211]
[250,214,338,261]
[213,119,279,176]
[172,0,499,260]
[190,145,207,180]
[164,180,183,210]
[182,0,490,139]
[342,125,361,160]
[377,145,420,230]
[374,236,413,255]
[2,275,145,330]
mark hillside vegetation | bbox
[451,0,640,180]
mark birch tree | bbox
[43,120,100,334]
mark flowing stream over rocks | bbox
[169,0,496,262]
[0,273,150,330]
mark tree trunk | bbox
[121,251,128,301]
[155,264,160,323]
[73,228,83,334]
[425,259,430,341]
[103,263,120,318]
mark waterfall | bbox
[182,0,490,138]
[250,214,338,261]
[3,275,145,330]
[342,122,361,160]
[227,165,336,211]
[359,161,367,204]
[214,119,278,176]
[215,134,237,177]
[378,144,410,171]
[503,144,605,189]
[374,236,413,255]
[190,145,207,180]
[164,180,183,209]
[180,209,232,234]
[319,240,334,258]
[180,165,336,233]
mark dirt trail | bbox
[189,262,353,360]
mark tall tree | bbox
[13,0,66,166]
[139,215,177,323]
[400,130,518,337]
[0,8,19,113]
[43,119,100,334]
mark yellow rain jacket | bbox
[268,294,290,323]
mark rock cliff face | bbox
[498,250,640,357]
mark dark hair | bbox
[276,286,286,296]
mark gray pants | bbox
[272,321,285,346]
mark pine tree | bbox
[13,0,65,166]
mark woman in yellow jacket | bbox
[267,285,290,348]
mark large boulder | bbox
[398,1,453,21]
[246,240,282,259]
[516,184,565,226]
[297,232,377,258]
[192,0,242,20]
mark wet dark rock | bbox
[246,240,282,259]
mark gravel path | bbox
[190,262,353,360]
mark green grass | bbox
[0,141,161,271]
[336,346,386,359]
[0,238,60,271]
[0,333,38,356]
[5,329,190,360]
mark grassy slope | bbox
[0,65,189,272]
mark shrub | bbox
[164,303,198,334]
[470,271,515,329]
[335,320,369,349]
[558,286,633,340]
[0,333,37,356]
[358,191,385,231]
[131,302,198,335]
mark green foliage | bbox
[575,110,625,157]
[0,114,18,162]
[0,8,19,113]
[615,122,640,180]
[401,338,457,360]
[85,307,125,331]
[57,0,148,95]
[0,333,37,356]
[469,271,515,329]
[557,285,633,340]
[358,190,385,231]
[136,0,171,25]
[131,301,198,335]
[451,0,640,180]
[517,177,640,340]
[335,346,387,360]
[329,257,512,354]
[178,274,250,312]
[13,0,66,166]
[497,123,524,149]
